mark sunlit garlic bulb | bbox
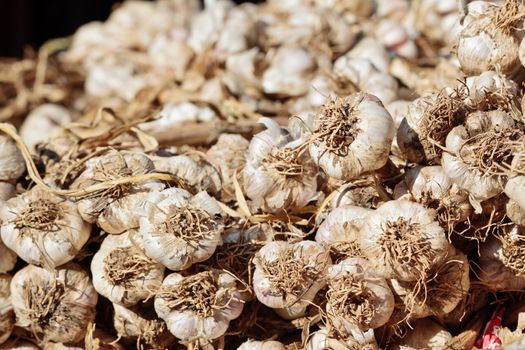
[326,258,394,337]
[505,150,525,221]
[348,38,390,73]
[237,339,286,350]
[11,264,97,343]
[91,230,164,306]
[20,104,72,153]
[243,118,318,213]
[253,240,330,320]
[138,188,223,271]
[0,133,25,182]
[454,0,524,75]
[206,134,249,201]
[307,327,379,350]
[464,71,518,111]
[393,318,453,349]
[412,0,458,44]
[113,302,176,349]
[0,274,13,345]
[359,200,448,281]
[0,186,90,268]
[71,150,164,234]
[394,166,472,233]
[375,20,418,59]
[390,246,470,319]
[315,205,372,260]
[154,269,245,342]
[0,182,15,202]
[441,110,522,211]
[309,93,395,180]
[396,91,466,165]
[479,225,525,291]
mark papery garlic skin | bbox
[309,93,395,180]
[0,182,15,202]
[505,154,525,214]
[464,71,517,111]
[0,186,90,268]
[359,200,448,281]
[10,264,97,344]
[71,150,164,234]
[253,240,330,320]
[0,340,39,350]
[0,274,13,345]
[441,110,520,207]
[454,1,522,75]
[326,258,394,336]
[507,199,525,226]
[91,230,164,306]
[0,134,25,182]
[394,318,452,350]
[237,339,286,350]
[138,188,223,271]
[113,302,176,349]
[154,270,244,342]
[306,327,379,350]
[20,104,72,153]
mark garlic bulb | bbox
[138,188,223,270]
[309,93,395,180]
[11,264,97,343]
[394,166,472,232]
[206,134,249,201]
[390,246,470,319]
[243,118,318,213]
[253,240,330,320]
[454,0,523,75]
[44,328,123,350]
[71,150,164,234]
[393,318,453,350]
[396,91,466,165]
[306,327,379,350]
[478,225,525,291]
[464,71,517,111]
[20,104,72,153]
[327,177,383,210]
[505,152,525,217]
[237,339,286,350]
[0,274,13,345]
[0,186,91,268]
[411,0,458,44]
[375,20,417,59]
[0,133,25,182]
[0,182,15,202]
[154,269,245,342]
[326,258,394,336]
[113,302,176,349]
[315,205,372,260]
[507,199,525,226]
[91,230,164,306]
[348,38,390,73]
[441,110,521,208]
[358,200,448,281]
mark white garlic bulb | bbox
[393,318,453,350]
[138,188,223,271]
[0,133,25,182]
[71,150,164,234]
[11,264,97,344]
[113,302,176,349]
[309,93,395,180]
[0,182,15,202]
[359,200,448,281]
[0,274,13,345]
[375,20,418,59]
[454,0,523,75]
[206,134,249,201]
[306,327,379,350]
[394,166,472,232]
[91,230,164,306]
[315,205,372,259]
[148,35,194,80]
[326,258,394,336]
[505,152,525,218]
[253,240,330,320]
[478,225,525,291]
[0,186,91,268]
[441,110,521,209]
[237,339,286,350]
[20,104,72,153]
[154,269,245,342]
[243,118,318,213]
[464,71,517,111]
[347,38,390,73]
[411,0,458,44]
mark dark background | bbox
[0,0,260,58]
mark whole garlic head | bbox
[0,133,25,182]
[91,230,165,306]
[154,269,245,342]
[0,186,91,268]
[11,264,97,344]
[138,188,223,271]
[309,93,395,180]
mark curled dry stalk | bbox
[12,199,64,232]
[103,247,154,287]
[490,0,525,34]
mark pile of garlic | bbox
[3,0,525,349]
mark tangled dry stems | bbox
[262,147,305,178]
[104,247,153,286]
[13,199,64,232]
[498,231,525,276]
[312,96,362,156]
[490,0,525,33]
[157,271,236,318]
